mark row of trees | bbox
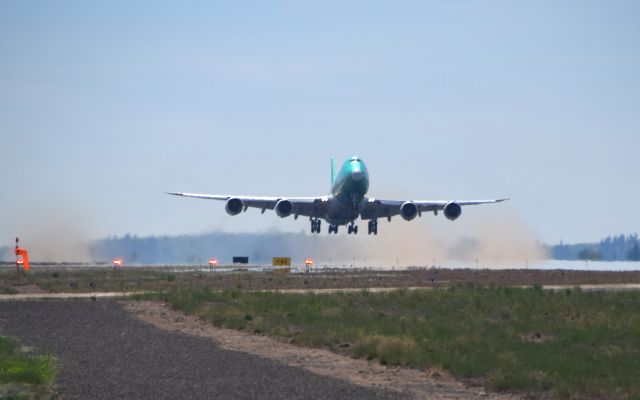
[1,231,354,264]
[86,231,354,265]
[2,232,639,264]
[551,234,640,261]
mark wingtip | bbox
[497,198,510,202]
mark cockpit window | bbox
[351,156,360,162]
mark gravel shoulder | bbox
[0,300,403,400]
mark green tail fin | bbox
[330,156,336,187]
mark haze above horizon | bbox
[1,1,638,245]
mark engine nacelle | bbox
[443,201,462,221]
[275,199,293,218]
[400,201,418,221]
[225,198,243,216]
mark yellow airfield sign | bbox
[272,257,291,266]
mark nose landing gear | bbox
[328,224,339,234]
[347,222,358,235]
[367,220,378,235]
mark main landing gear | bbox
[320,221,370,235]
[368,220,378,235]
[310,218,322,234]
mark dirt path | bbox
[2,283,639,301]
[124,301,520,400]
[0,291,145,300]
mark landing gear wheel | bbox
[329,224,338,234]
[348,223,358,235]
[368,220,378,235]
[310,219,322,234]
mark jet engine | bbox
[443,201,462,221]
[275,199,293,218]
[225,198,243,215]
[400,201,418,221]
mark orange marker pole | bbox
[15,237,29,272]
[19,250,29,272]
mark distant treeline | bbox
[549,234,640,261]
[2,232,638,264]
[87,232,362,265]
[0,232,355,264]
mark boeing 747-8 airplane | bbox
[168,156,507,235]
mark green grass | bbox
[0,336,55,399]
[0,286,18,295]
[157,285,640,399]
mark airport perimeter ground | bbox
[1,266,640,399]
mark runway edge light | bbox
[305,258,314,273]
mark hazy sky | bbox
[1,1,638,245]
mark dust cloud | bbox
[338,184,546,268]
[8,208,92,262]
[1,201,545,267]
[345,208,547,268]
[443,210,549,267]
[348,220,448,267]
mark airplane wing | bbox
[360,198,509,220]
[166,192,328,219]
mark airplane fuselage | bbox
[325,157,369,225]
